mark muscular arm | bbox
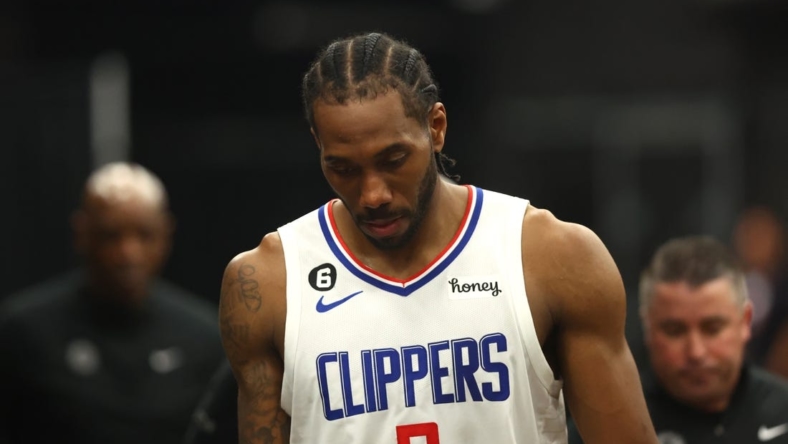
[219,234,290,444]
[523,209,657,444]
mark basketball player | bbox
[219,32,658,443]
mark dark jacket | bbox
[569,365,788,444]
[0,272,224,444]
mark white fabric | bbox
[279,186,567,443]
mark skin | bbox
[219,91,658,444]
[766,322,788,379]
[732,206,788,377]
[644,278,753,412]
[733,207,784,279]
[72,190,173,307]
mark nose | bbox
[686,331,708,363]
[359,172,392,209]
[118,234,145,265]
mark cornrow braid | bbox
[356,32,383,83]
[302,32,457,180]
[321,42,341,86]
[302,32,437,128]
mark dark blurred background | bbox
[3,0,788,365]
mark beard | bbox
[348,152,438,251]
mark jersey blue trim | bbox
[318,187,484,296]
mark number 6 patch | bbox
[309,263,337,291]
[396,422,440,444]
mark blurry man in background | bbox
[0,162,224,444]
[732,206,787,368]
[765,306,788,379]
[570,236,788,443]
[640,236,788,443]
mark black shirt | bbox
[0,272,224,444]
[568,365,788,444]
[183,360,239,444]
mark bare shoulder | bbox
[225,232,286,275]
[221,232,286,309]
[522,206,609,263]
[219,231,287,363]
[521,206,625,325]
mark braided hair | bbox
[302,32,457,180]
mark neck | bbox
[693,396,731,414]
[85,272,149,311]
[668,365,744,414]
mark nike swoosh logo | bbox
[316,291,364,313]
[759,423,788,442]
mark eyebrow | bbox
[658,319,684,328]
[322,142,410,163]
[656,316,729,328]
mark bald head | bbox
[82,162,168,212]
[74,163,173,307]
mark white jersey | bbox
[278,186,567,444]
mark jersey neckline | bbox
[318,185,483,296]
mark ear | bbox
[640,311,652,345]
[428,102,447,154]
[742,300,754,342]
[310,127,322,150]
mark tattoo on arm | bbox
[225,259,290,442]
[220,319,250,355]
[239,360,291,444]
[246,410,290,444]
[237,264,263,312]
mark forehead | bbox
[312,92,424,152]
[85,194,165,224]
[649,277,739,319]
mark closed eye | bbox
[701,318,729,336]
[380,153,408,170]
[324,161,358,176]
[659,321,687,337]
